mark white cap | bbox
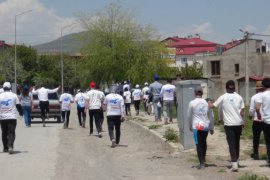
[144,82,148,86]
[3,82,11,89]
[135,84,140,88]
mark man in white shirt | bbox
[188,86,214,169]
[209,80,245,172]
[249,81,264,160]
[60,88,74,129]
[142,82,150,115]
[160,79,176,124]
[103,88,125,148]
[0,82,23,154]
[86,81,104,137]
[32,85,60,127]
[123,87,131,116]
[132,84,142,115]
[75,89,87,128]
[256,78,270,166]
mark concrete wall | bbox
[203,51,266,100]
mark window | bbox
[235,64,239,76]
[211,61,220,76]
[181,57,187,64]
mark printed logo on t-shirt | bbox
[110,99,119,104]
[1,99,12,106]
[229,97,235,105]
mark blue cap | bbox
[154,74,160,81]
[23,85,29,91]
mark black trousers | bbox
[134,100,140,111]
[263,123,270,162]
[39,101,49,119]
[107,115,121,144]
[89,109,101,134]
[77,108,86,126]
[224,125,242,162]
[1,120,17,150]
[252,121,264,155]
[143,100,147,112]
[195,130,208,165]
[62,111,70,127]
[125,103,131,115]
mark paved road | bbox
[0,108,240,180]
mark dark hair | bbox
[167,79,172,83]
[195,90,203,96]
[124,87,128,91]
[226,80,235,93]
[262,78,270,88]
[22,88,29,97]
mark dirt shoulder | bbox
[129,109,270,179]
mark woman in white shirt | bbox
[123,87,131,116]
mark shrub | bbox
[148,124,162,129]
[238,173,269,180]
[163,128,179,143]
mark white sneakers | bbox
[111,139,116,148]
[231,162,238,172]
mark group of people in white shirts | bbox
[122,77,177,125]
[188,78,270,172]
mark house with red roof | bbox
[0,40,12,51]
[163,36,223,68]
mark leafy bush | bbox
[148,124,162,129]
[163,128,179,143]
[238,173,269,180]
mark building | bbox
[203,38,269,102]
[0,41,12,52]
[163,36,223,68]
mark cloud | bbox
[0,0,82,45]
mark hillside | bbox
[34,31,88,54]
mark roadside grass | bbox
[238,172,269,180]
[148,124,162,129]
[163,127,179,143]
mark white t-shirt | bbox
[249,92,263,122]
[123,91,131,104]
[257,90,270,124]
[32,87,59,101]
[86,89,104,110]
[213,92,244,126]
[132,89,142,101]
[187,98,213,130]
[160,84,176,101]
[142,86,150,99]
[0,91,20,120]
[75,92,87,109]
[104,93,125,116]
[59,93,73,111]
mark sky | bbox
[1,0,270,45]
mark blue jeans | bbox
[153,96,161,120]
[23,106,31,126]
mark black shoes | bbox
[251,153,259,160]
[197,163,205,170]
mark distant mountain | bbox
[34,31,88,54]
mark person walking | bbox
[32,85,60,127]
[149,74,163,121]
[103,87,125,148]
[249,80,265,160]
[123,87,131,116]
[188,86,214,169]
[142,82,150,115]
[160,79,176,124]
[209,80,245,172]
[60,88,74,129]
[0,82,23,154]
[132,84,142,115]
[96,84,105,131]
[256,78,270,166]
[75,89,87,128]
[19,85,33,127]
[86,81,103,137]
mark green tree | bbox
[179,62,203,79]
[77,2,173,86]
